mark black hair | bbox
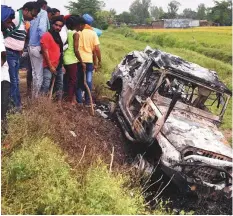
[77,16,86,25]
[65,16,76,30]
[51,15,65,26]
[51,8,60,15]
[21,1,41,13]
[66,16,85,30]
[37,0,47,8]
[73,15,86,25]
[46,6,52,13]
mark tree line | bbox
[66,0,232,29]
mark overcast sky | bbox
[3,0,216,14]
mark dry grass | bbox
[1,98,149,214]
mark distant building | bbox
[199,20,211,26]
[151,19,200,28]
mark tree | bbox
[109,8,117,24]
[150,6,164,20]
[182,8,197,19]
[207,0,232,25]
[116,11,135,24]
[95,10,111,29]
[167,0,181,18]
[66,0,105,19]
[129,0,151,24]
[109,9,117,17]
[197,3,207,20]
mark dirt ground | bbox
[19,71,128,169]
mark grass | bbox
[134,27,232,34]
[96,29,232,130]
[133,27,232,64]
[1,137,145,214]
[2,99,171,215]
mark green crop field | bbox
[134,27,232,64]
[97,28,232,133]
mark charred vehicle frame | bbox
[107,47,232,198]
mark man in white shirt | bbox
[1,5,15,121]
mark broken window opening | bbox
[122,55,143,78]
[155,74,228,117]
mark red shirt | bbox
[40,32,60,68]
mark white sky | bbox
[2,0,216,14]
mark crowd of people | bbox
[1,0,102,122]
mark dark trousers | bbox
[6,49,21,108]
[1,81,11,120]
[26,58,32,96]
[76,63,93,104]
[64,63,77,102]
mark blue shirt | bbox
[29,9,49,46]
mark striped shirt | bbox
[4,11,27,51]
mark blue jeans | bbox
[76,63,93,104]
[6,49,21,108]
[40,67,63,100]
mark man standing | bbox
[28,0,49,99]
[76,15,102,106]
[48,8,68,51]
[4,2,40,112]
[63,16,85,104]
[40,16,65,104]
[1,5,15,121]
[82,13,102,67]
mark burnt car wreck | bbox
[107,46,232,199]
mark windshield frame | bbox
[151,69,231,122]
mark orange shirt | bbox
[25,21,30,32]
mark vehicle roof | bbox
[143,47,232,95]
